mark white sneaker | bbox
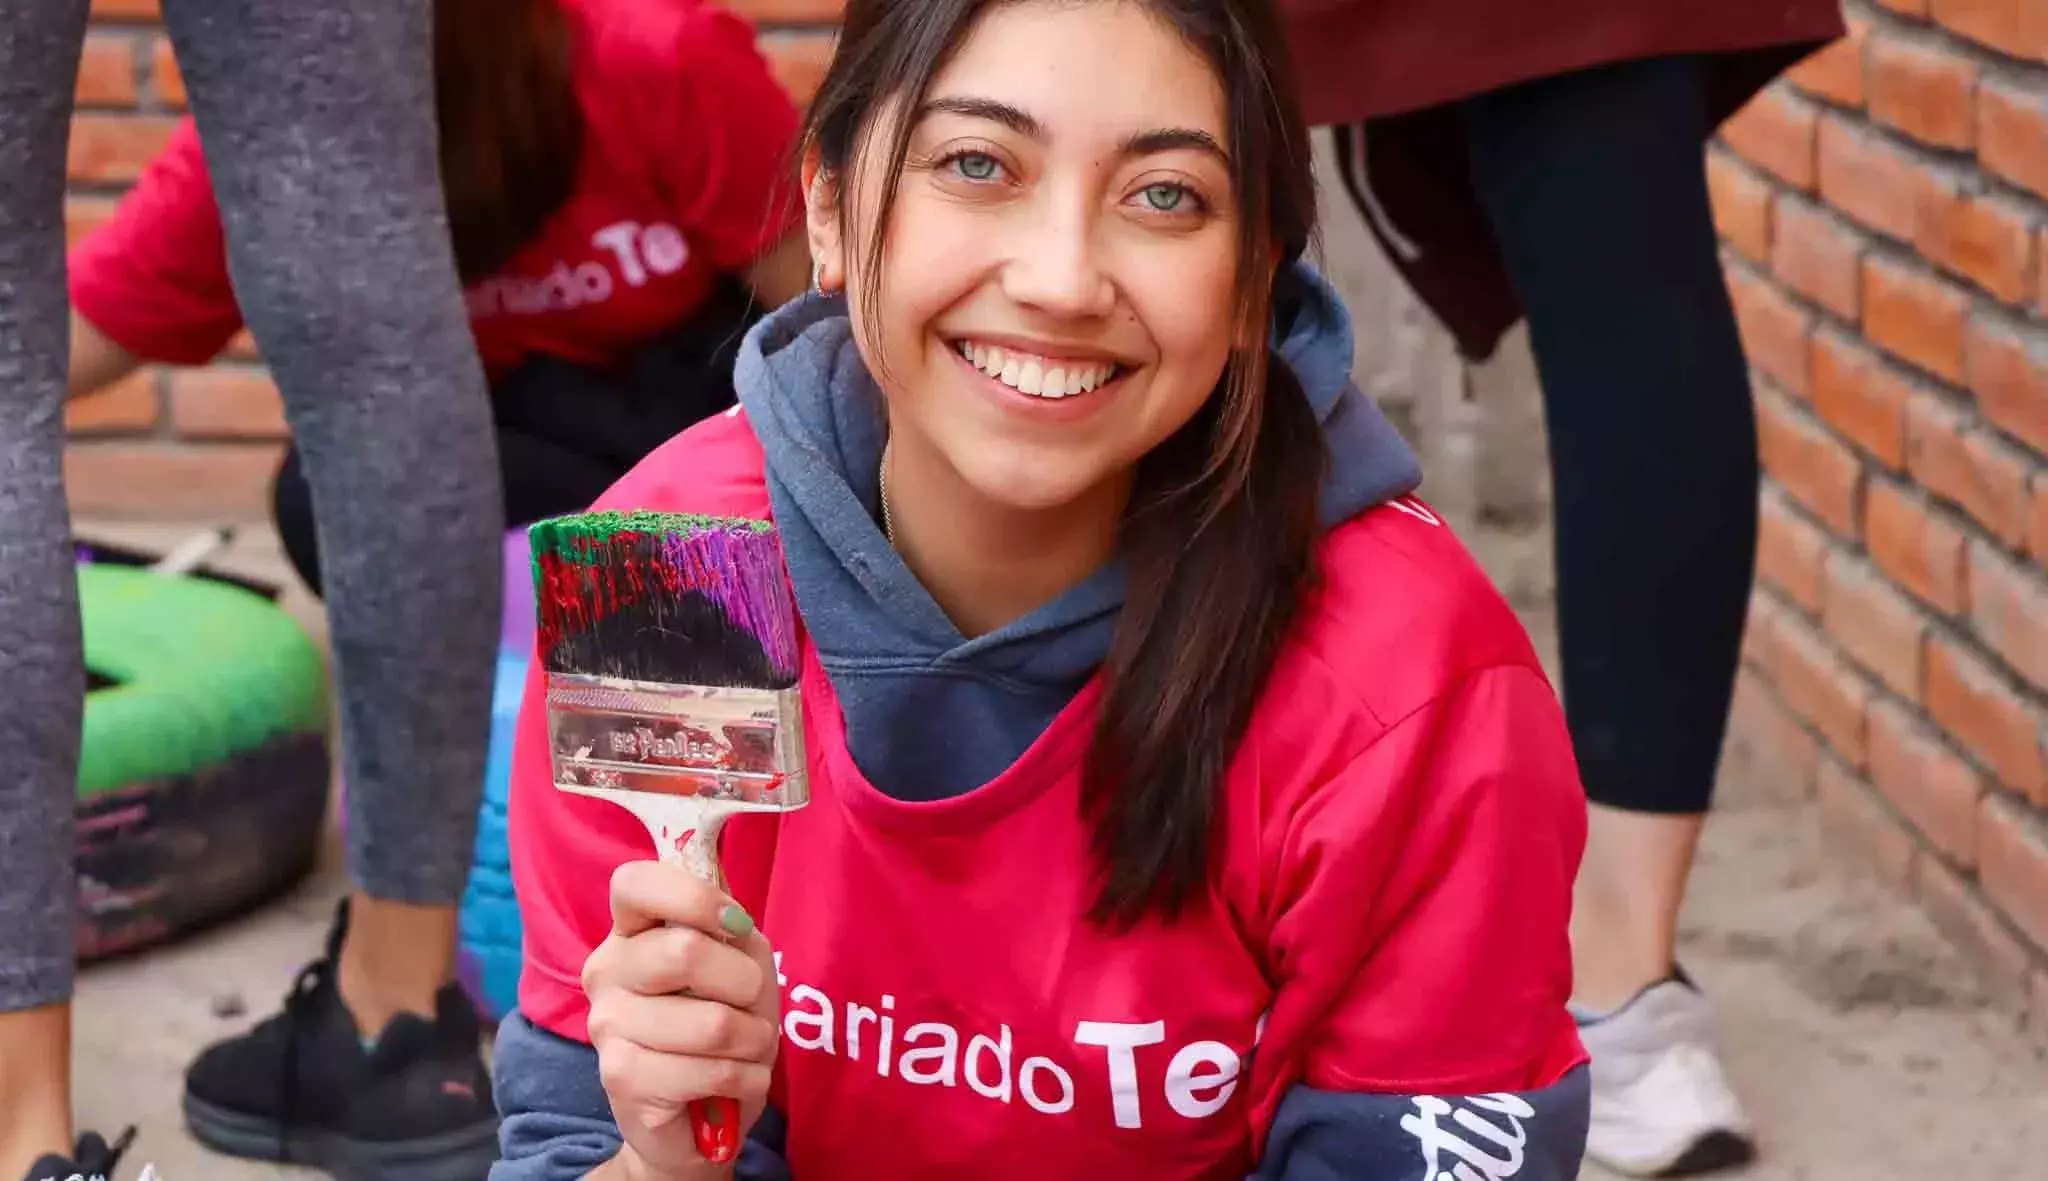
[1575,977,1755,1176]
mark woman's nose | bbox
[998,199,1115,319]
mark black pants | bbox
[1457,55,1758,816]
[275,285,759,596]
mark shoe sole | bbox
[1661,1131,1757,1177]
[1589,1129,1758,1178]
[183,1094,499,1181]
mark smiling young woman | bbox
[490,3,1592,1180]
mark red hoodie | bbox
[505,408,1588,1178]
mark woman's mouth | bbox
[952,339,1123,400]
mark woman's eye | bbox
[1140,183,1191,212]
[952,152,1002,182]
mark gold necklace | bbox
[879,451,896,542]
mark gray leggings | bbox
[0,0,501,1011]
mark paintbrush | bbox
[531,509,808,1165]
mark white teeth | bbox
[1017,359,1043,395]
[955,339,1116,399]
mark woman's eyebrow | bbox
[918,95,1042,137]
[918,95,1228,164]
[1118,127,1227,164]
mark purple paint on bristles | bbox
[660,522,800,681]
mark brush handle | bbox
[689,1097,743,1165]
[640,804,746,1167]
[656,813,727,891]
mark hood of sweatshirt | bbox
[732,260,1421,799]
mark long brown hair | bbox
[803,0,1326,928]
[434,0,585,282]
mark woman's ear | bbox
[801,150,846,294]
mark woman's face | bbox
[820,0,1240,514]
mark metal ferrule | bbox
[544,672,809,808]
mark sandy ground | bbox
[65,519,2048,1180]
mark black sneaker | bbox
[21,1128,135,1181]
[182,900,499,1181]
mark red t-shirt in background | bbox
[68,0,802,380]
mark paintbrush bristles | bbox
[531,511,799,688]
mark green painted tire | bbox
[74,564,333,962]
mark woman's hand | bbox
[583,860,780,1181]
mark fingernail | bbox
[719,903,755,939]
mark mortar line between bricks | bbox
[1925,607,2048,713]
[119,26,148,98]
[1756,375,1874,516]
[1925,627,2048,792]
[1965,301,2048,354]
[1820,103,1979,169]
[1710,143,1780,184]
[66,182,146,200]
[1859,469,1991,611]
[142,368,173,442]
[1809,326,1950,418]
[1732,224,1951,353]
[1817,738,1934,865]
[1850,627,2017,809]
[1977,171,2048,214]
[1952,28,2048,82]
[1767,479,1868,559]
[1958,456,2048,563]
[1811,565,1921,719]
[1907,841,2048,990]
[1756,567,1823,627]
[140,41,175,114]
[1866,6,2048,85]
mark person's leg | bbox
[0,0,94,1174]
[0,1009,72,1181]
[1463,52,1755,1003]
[268,445,323,595]
[1463,54,1757,1175]
[161,0,499,1016]
[160,0,503,1171]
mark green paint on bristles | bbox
[527,507,799,687]
[527,510,770,581]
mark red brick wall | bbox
[60,0,839,519]
[1716,0,2048,1011]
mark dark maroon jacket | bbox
[1282,0,1846,359]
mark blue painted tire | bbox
[456,530,536,1021]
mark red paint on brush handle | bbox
[692,1096,741,1163]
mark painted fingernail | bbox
[719,903,755,939]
